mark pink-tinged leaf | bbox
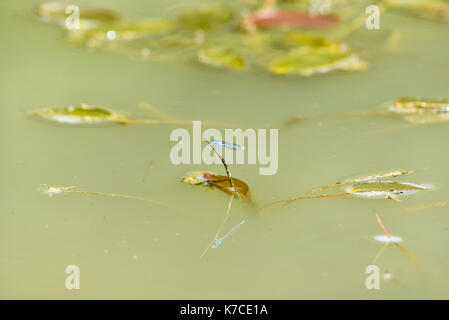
[249,11,340,28]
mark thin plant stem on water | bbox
[199,138,243,258]
[261,170,412,210]
[388,201,449,216]
[373,214,421,273]
[40,185,182,211]
[200,194,235,258]
[202,137,236,195]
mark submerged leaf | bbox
[269,47,364,75]
[197,47,245,70]
[181,171,253,204]
[30,104,128,124]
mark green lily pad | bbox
[30,104,128,124]
[72,19,176,44]
[269,47,364,76]
[284,33,342,51]
[35,2,374,77]
[177,4,236,32]
[197,47,244,70]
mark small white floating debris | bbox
[39,185,74,197]
[382,273,394,280]
[374,235,402,244]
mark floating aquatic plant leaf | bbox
[390,97,449,113]
[30,104,129,125]
[248,10,340,28]
[300,170,412,196]
[35,2,119,28]
[262,170,423,209]
[30,102,233,127]
[197,47,245,70]
[269,47,365,75]
[73,19,176,44]
[386,97,449,124]
[286,96,449,128]
[39,185,181,210]
[181,172,253,204]
[177,4,236,32]
[35,1,377,76]
[284,33,343,51]
[347,181,431,200]
[317,96,449,126]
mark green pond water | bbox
[1,0,449,299]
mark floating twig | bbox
[374,213,421,273]
[40,185,182,211]
[261,170,419,210]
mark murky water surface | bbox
[1,0,449,299]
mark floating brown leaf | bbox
[181,171,253,204]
